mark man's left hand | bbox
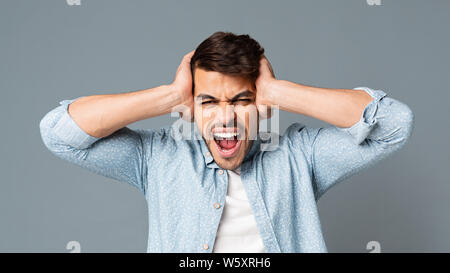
[255,55,277,119]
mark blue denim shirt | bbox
[39,87,414,252]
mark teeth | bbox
[213,132,239,139]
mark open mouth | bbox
[212,130,242,158]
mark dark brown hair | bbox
[190,31,265,93]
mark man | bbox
[39,31,414,253]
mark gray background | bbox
[1,0,449,252]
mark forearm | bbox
[68,84,184,138]
[267,80,374,128]
[287,86,414,199]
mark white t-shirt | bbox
[212,167,266,253]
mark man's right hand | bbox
[171,50,195,122]
[64,50,197,139]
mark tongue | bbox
[218,139,238,149]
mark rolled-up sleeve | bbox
[51,98,100,149]
[344,87,387,144]
[343,86,414,146]
[285,87,415,199]
[39,97,149,194]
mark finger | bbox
[259,60,272,77]
[267,61,275,77]
[180,51,195,71]
[260,55,275,78]
[184,50,195,62]
[180,107,191,122]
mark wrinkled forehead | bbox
[193,68,256,99]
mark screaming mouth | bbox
[212,130,242,158]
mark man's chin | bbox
[215,158,243,171]
[206,139,253,170]
[208,145,244,170]
[218,159,242,169]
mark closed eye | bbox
[201,99,252,105]
[201,101,216,105]
[233,98,252,104]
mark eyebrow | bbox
[195,90,254,102]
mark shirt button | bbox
[203,243,209,250]
[214,203,221,209]
[205,152,211,157]
[218,169,224,175]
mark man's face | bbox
[193,68,259,171]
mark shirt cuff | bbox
[52,97,100,149]
[342,87,387,145]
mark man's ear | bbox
[253,80,271,119]
[256,104,272,120]
[176,103,194,123]
[180,111,194,123]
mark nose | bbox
[217,103,236,127]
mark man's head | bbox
[190,31,265,171]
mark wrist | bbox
[167,83,188,105]
[259,79,280,106]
